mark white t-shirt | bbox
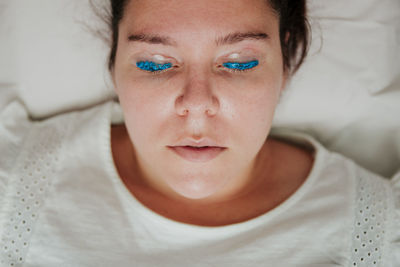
[0,99,399,267]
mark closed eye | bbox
[136,60,259,74]
[223,60,259,72]
[136,61,173,72]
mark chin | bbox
[167,173,226,200]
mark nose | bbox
[175,72,219,117]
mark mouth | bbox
[167,145,227,163]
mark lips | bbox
[168,146,226,162]
[167,138,227,162]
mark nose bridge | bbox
[175,67,219,116]
[186,69,211,103]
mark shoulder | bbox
[271,128,399,266]
[0,91,32,199]
[272,129,400,266]
[269,127,391,185]
[386,172,400,266]
[346,163,396,267]
[0,100,114,197]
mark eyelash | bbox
[135,60,259,74]
[136,61,173,74]
[222,60,259,73]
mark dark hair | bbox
[107,0,310,74]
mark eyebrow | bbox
[215,32,269,46]
[127,31,269,46]
[128,34,177,46]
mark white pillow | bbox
[1,0,399,177]
[273,0,400,177]
[0,0,115,116]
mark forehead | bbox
[120,0,278,37]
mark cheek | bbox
[236,90,277,141]
[116,79,173,149]
[225,70,282,118]
[223,74,282,152]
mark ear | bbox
[280,31,291,92]
[285,31,290,44]
[110,66,119,94]
[280,71,289,92]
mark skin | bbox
[111,0,313,226]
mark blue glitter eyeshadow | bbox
[223,60,259,70]
[136,61,172,72]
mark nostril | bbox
[174,87,219,117]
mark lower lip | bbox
[168,146,226,162]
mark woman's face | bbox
[113,0,285,202]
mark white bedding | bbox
[0,0,399,177]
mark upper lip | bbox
[168,138,225,148]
